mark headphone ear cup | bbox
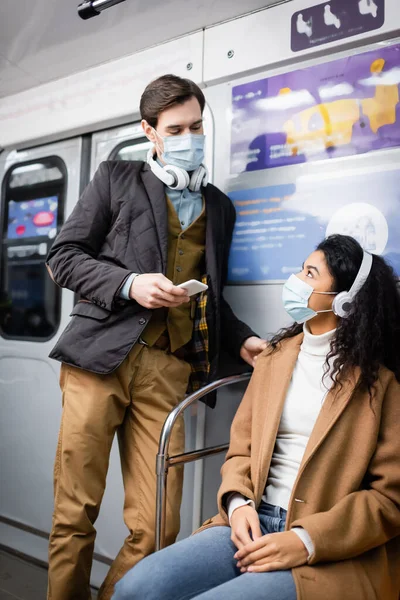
[189,165,209,192]
[147,148,176,187]
[164,165,190,190]
[189,167,204,192]
[332,291,352,318]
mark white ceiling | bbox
[0,0,287,98]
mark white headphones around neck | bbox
[332,251,373,318]
[146,148,209,192]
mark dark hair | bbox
[140,74,205,128]
[270,234,400,393]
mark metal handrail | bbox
[155,372,251,551]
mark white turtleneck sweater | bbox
[228,324,336,558]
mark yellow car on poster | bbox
[282,58,399,156]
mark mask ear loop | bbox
[311,290,338,314]
[151,127,164,156]
[312,291,338,295]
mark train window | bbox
[110,138,151,162]
[0,157,67,341]
[9,162,64,188]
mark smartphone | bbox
[177,279,208,296]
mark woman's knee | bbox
[112,574,137,600]
[240,570,296,600]
[112,527,234,600]
[112,556,163,600]
[112,538,191,600]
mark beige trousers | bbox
[47,344,191,600]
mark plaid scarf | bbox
[186,274,210,393]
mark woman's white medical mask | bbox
[153,129,205,171]
[282,274,337,324]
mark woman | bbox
[112,235,400,600]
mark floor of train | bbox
[0,550,98,599]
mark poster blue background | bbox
[227,167,400,283]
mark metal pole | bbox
[155,373,251,551]
[78,0,126,19]
[155,453,168,552]
[192,401,206,532]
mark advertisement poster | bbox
[227,164,400,283]
[231,44,400,173]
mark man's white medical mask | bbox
[153,129,205,171]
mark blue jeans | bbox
[112,502,297,600]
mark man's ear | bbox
[142,119,156,143]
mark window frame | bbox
[108,137,151,161]
[0,155,67,342]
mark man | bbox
[46,74,266,600]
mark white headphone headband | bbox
[332,250,373,318]
[348,251,373,300]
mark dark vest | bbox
[141,195,206,352]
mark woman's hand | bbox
[234,530,308,572]
[230,505,262,550]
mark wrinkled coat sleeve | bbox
[46,162,132,311]
[220,198,258,358]
[292,375,400,564]
[217,362,260,519]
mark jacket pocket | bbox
[70,301,110,320]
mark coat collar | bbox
[254,335,303,500]
[203,184,222,287]
[299,364,361,470]
[254,333,361,502]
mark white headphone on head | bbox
[332,251,373,318]
[147,148,209,192]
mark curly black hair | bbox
[269,234,400,393]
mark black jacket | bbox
[46,161,257,380]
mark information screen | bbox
[7,196,58,240]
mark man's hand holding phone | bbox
[129,274,190,309]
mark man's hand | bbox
[234,531,308,573]
[240,336,268,367]
[230,505,262,551]
[129,274,190,309]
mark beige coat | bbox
[199,334,400,600]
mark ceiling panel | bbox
[0,0,288,98]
